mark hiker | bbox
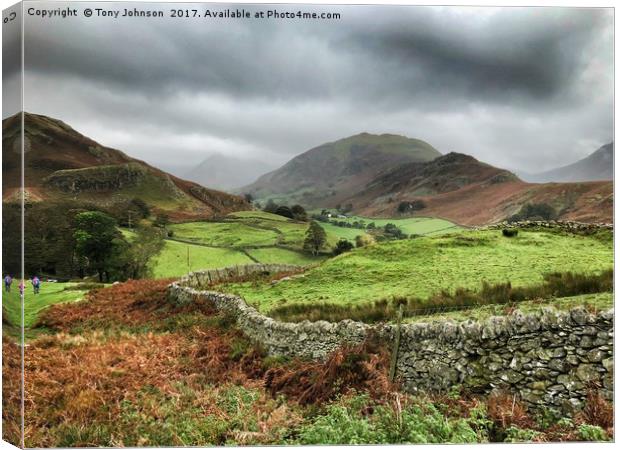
[4,275,12,293]
[32,276,41,294]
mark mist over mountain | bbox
[184,154,277,192]
[519,143,613,183]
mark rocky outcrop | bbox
[43,163,147,193]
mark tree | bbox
[125,226,165,279]
[74,211,123,282]
[333,239,354,255]
[274,205,294,219]
[303,221,327,256]
[244,193,254,203]
[383,223,407,240]
[154,213,170,229]
[263,199,279,213]
[110,198,151,227]
[130,198,151,218]
[291,204,308,221]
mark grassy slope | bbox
[150,240,253,278]
[170,222,279,247]
[221,229,613,312]
[2,282,90,328]
[163,211,365,271]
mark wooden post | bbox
[389,304,403,383]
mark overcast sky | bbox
[4,2,614,175]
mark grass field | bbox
[2,282,92,329]
[220,228,613,312]
[316,212,462,236]
[169,222,279,248]
[152,211,366,276]
[150,240,254,278]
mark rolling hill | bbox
[241,133,441,208]
[347,152,612,225]
[2,112,249,219]
[184,153,276,191]
[521,142,613,183]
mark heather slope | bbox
[2,112,249,218]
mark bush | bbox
[291,205,308,221]
[274,205,294,219]
[577,424,609,441]
[295,396,479,444]
[333,239,354,256]
[355,234,375,248]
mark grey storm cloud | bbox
[6,2,614,176]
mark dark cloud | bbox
[9,2,614,175]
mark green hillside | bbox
[219,228,613,312]
[242,133,441,208]
[124,210,464,278]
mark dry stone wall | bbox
[168,264,613,414]
[486,220,613,233]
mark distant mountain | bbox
[184,154,276,192]
[521,143,613,183]
[242,133,442,208]
[2,113,249,219]
[347,152,612,226]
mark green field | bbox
[151,211,365,277]
[169,222,279,248]
[170,211,357,250]
[150,240,254,278]
[317,212,462,236]
[220,229,614,312]
[2,282,91,329]
[140,212,337,278]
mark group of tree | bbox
[74,211,164,281]
[381,223,408,240]
[263,200,308,221]
[508,203,557,223]
[3,200,164,282]
[302,221,377,257]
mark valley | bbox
[2,113,614,446]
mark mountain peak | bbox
[242,132,441,208]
